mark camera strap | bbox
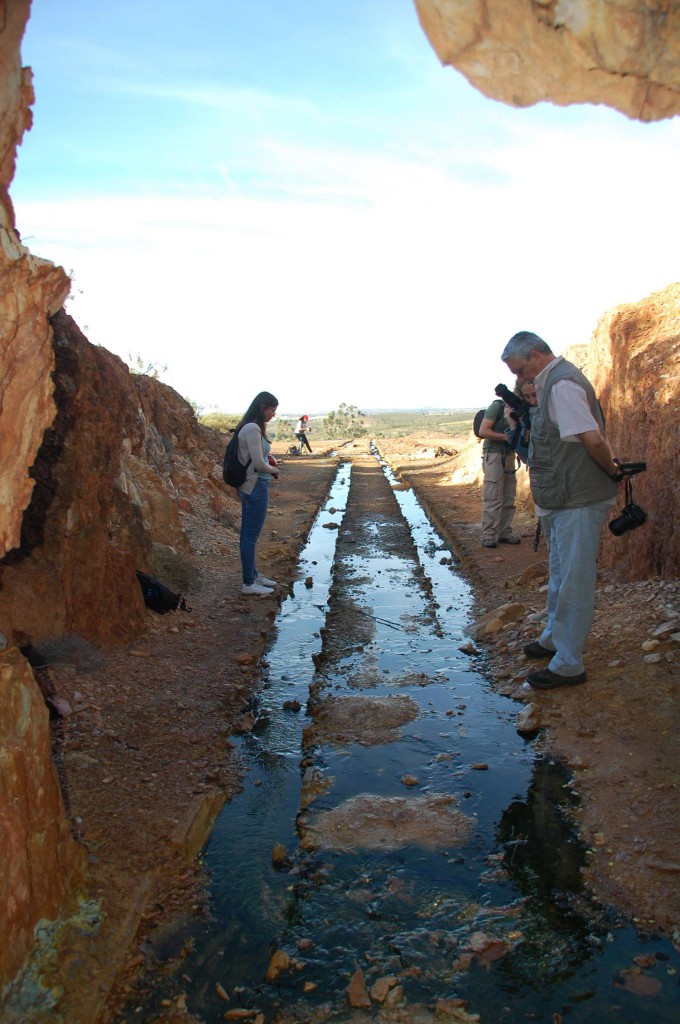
[625,477,634,504]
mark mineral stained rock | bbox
[0,646,85,988]
[414,0,680,122]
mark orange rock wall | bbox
[0,645,85,990]
[0,309,227,648]
[0,0,70,558]
[414,0,680,121]
[584,282,680,579]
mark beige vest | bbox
[529,360,617,509]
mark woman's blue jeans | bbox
[239,478,270,585]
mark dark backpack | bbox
[473,399,503,439]
[136,571,191,614]
[222,430,251,488]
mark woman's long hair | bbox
[237,391,279,438]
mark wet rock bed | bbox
[5,434,679,1024]
[380,434,680,942]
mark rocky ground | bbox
[13,431,679,1023]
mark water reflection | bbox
[119,457,680,1024]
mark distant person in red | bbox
[295,415,312,454]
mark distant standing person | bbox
[236,391,280,595]
[295,414,312,454]
[478,398,520,548]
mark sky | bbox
[13,0,680,415]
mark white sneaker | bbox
[256,574,277,587]
[241,582,274,596]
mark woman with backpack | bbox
[235,391,280,595]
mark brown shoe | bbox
[527,667,586,690]
[523,641,555,659]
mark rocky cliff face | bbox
[582,281,680,579]
[0,645,85,990]
[414,0,680,121]
[0,309,230,648]
[0,0,70,559]
[0,309,233,991]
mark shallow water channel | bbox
[135,454,679,1023]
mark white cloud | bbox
[16,117,679,414]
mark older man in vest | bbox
[501,331,622,690]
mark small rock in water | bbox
[468,931,511,964]
[369,976,398,1003]
[384,984,404,1007]
[471,762,489,771]
[516,703,540,735]
[231,713,256,735]
[613,968,662,996]
[271,843,291,870]
[401,774,420,787]
[265,950,291,982]
[347,968,371,1008]
[304,576,314,588]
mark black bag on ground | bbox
[136,571,190,614]
[222,430,251,488]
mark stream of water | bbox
[126,456,679,1023]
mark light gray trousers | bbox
[538,499,612,676]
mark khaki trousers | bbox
[481,451,517,544]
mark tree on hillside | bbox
[323,403,367,439]
[272,417,295,441]
[198,411,240,433]
[128,352,167,379]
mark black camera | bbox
[608,462,647,536]
[495,382,530,420]
[609,502,647,536]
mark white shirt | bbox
[534,357,601,443]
